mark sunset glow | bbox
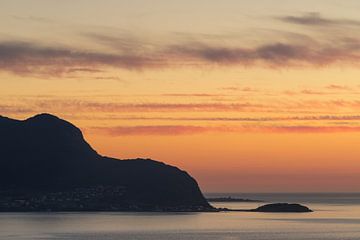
[2,0,360,192]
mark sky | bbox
[1,0,360,193]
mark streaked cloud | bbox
[279,12,360,27]
[92,125,210,136]
[91,115,360,122]
[31,100,265,112]
[168,41,360,67]
[11,15,54,23]
[161,93,223,97]
[300,89,328,95]
[92,125,360,136]
[0,41,161,76]
[1,30,360,76]
[0,104,33,114]
[325,84,351,91]
[221,87,259,92]
[2,97,360,116]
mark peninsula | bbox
[0,114,214,212]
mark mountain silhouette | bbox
[0,113,212,211]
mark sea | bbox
[1,193,360,240]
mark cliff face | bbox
[0,114,212,211]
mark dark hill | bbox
[0,113,213,212]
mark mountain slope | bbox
[0,113,212,211]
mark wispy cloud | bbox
[0,104,33,114]
[11,15,54,23]
[31,100,265,112]
[92,115,360,122]
[326,84,351,91]
[92,125,210,136]
[2,97,360,116]
[91,125,360,136]
[279,12,360,27]
[300,89,328,95]
[161,93,223,97]
[1,31,360,76]
[0,41,161,76]
[221,87,259,92]
[65,68,105,73]
[168,41,360,67]
[82,32,150,52]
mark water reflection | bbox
[1,193,360,240]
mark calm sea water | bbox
[1,193,360,240]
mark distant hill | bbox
[0,114,213,212]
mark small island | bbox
[219,203,313,213]
[253,203,313,213]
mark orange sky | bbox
[1,0,360,192]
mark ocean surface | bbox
[1,193,360,240]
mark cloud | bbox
[168,41,360,67]
[2,12,360,77]
[31,100,265,112]
[91,125,360,136]
[300,89,328,95]
[283,86,359,96]
[11,15,54,23]
[3,96,360,117]
[82,32,148,52]
[0,104,33,114]
[92,125,210,136]
[161,93,223,97]
[65,68,105,73]
[0,41,161,76]
[95,115,360,122]
[263,126,360,133]
[1,35,360,76]
[326,84,351,91]
[279,12,360,27]
[221,87,259,92]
